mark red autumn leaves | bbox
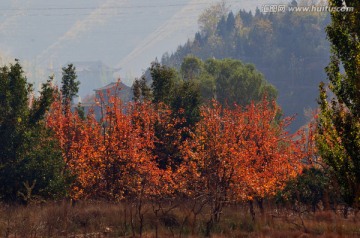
[46,88,309,203]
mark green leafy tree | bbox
[171,80,201,129]
[278,168,334,212]
[180,55,204,80]
[149,61,201,168]
[132,76,152,102]
[150,61,177,105]
[149,60,202,128]
[204,58,277,107]
[317,0,360,210]
[0,61,69,202]
[197,71,216,100]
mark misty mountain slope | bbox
[0,0,269,86]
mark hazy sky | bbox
[0,0,270,85]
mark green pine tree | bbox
[0,60,69,202]
[61,64,80,108]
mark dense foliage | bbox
[317,0,360,210]
[139,57,277,108]
[46,85,309,234]
[161,1,330,130]
[278,167,334,212]
[0,61,69,202]
[134,58,277,170]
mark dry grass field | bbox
[0,201,359,237]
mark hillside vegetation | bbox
[162,2,330,130]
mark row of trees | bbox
[137,57,277,109]
[46,57,308,201]
[47,84,311,235]
[0,57,312,235]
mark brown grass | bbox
[0,201,359,237]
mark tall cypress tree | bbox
[317,0,360,210]
[61,64,80,108]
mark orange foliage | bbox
[180,99,306,203]
[47,88,310,204]
[235,100,304,201]
[46,86,175,201]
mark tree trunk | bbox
[249,200,255,222]
[322,190,330,211]
[256,198,264,216]
[343,205,349,219]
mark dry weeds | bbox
[0,201,358,237]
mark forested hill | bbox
[161,5,331,131]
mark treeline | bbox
[134,57,277,123]
[0,58,316,234]
[161,0,331,130]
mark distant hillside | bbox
[161,4,331,131]
[0,0,274,85]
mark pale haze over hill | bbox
[0,0,269,87]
